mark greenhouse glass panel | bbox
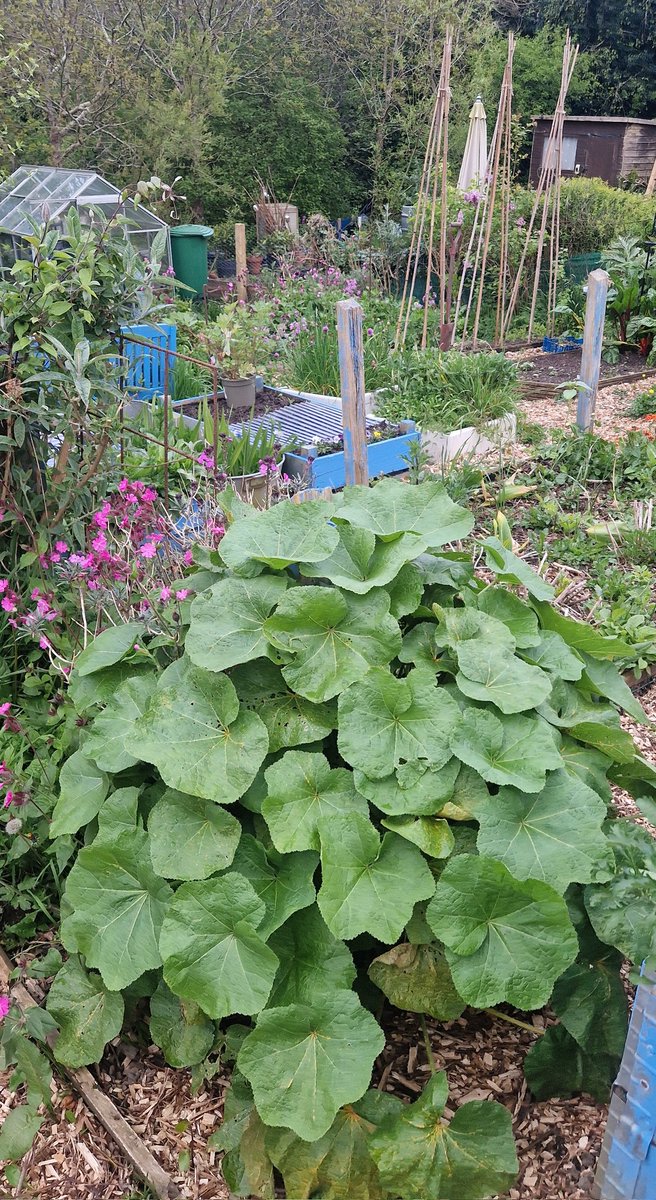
[0,166,170,267]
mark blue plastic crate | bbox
[542,335,583,354]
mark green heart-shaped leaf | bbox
[268,905,356,1007]
[125,659,268,803]
[75,622,145,676]
[186,575,288,672]
[427,855,578,1009]
[336,478,473,544]
[300,524,427,593]
[369,943,465,1020]
[455,642,552,714]
[476,587,541,648]
[160,873,278,1020]
[369,1072,518,1200]
[318,812,435,942]
[263,750,368,852]
[46,956,124,1068]
[264,586,401,702]
[449,709,562,792]
[237,991,384,1140]
[524,1025,618,1102]
[149,979,215,1067]
[354,758,461,817]
[380,814,454,858]
[219,498,339,570]
[148,789,241,880]
[232,660,337,752]
[50,750,109,839]
[230,835,318,938]
[84,674,157,772]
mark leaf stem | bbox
[484,1008,542,1036]
[420,1014,437,1074]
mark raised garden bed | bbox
[420,412,516,466]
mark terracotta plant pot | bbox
[230,462,281,508]
[221,375,257,410]
[247,253,264,276]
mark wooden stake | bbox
[422,29,452,349]
[646,157,656,196]
[576,268,610,432]
[437,32,453,348]
[337,299,369,486]
[235,222,247,302]
[395,90,442,349]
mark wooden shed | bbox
[529,116,656,188]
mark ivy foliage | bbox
[50,479,654,1198]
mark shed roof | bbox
[532,115,656,127]
[0,166,168,237]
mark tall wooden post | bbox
[235,222,247,302]
[337,298,369,486]
[576,268,610,433]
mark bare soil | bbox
[176,387,295,422]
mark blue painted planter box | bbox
[285,424,418,490]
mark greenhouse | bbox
[0,165,170,275]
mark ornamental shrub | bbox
[49,478,656,1199]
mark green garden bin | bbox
[170,224,213,296]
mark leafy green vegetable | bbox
[46,957,124,1067]
[449,709,562,792]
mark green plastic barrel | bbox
[170,224,213,296]
[565,252,603,283]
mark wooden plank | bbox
[234,222,247,302]
[336,298,369,486]
[576,268,610,432]
[0,947,181,1200]
[292,486,333,504]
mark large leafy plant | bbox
[49,478,654,1199]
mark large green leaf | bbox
[232,660,337,753]
[476,587,541,648]
[237,991,385,1140]
[263,750,368,852]
[265,1091,402,1200]
[264,586,401,703]
[84,675,157,773]
[335,477,474,544]
[369,1072,518,1200]
[519,631,584,680]
[339,668,460,780]
[551,960,628,1058]
[568,721,636,764]
[380,814,454,858]
[398,621,450,669]
[299,524,427,593]
[384,561,424,618]
[149,979,215,1068]
[472,769,612,892]
[0,1107,44,1162]
[354,758,461,817]
[94,787,140,844]
[69,661,156,713]
[436,606,516,654]
[369,943,465,1020]
[538,678,620,730]
[317,812,435,942]
[449,709,562,792]
[455,642,552,714]
[559,736,612,801]
[62,830,172,990]
[50,750,109,838]
[219,498,339,569]
[159,874,279,1020]
[584,820,656,963]
[125,659,268,803]
[531,600,631,659]
[524,1025,617,1102]
[186,576,288,672]
[46,956,124,1068]
[75,622,145,676]
[427,855,578,1009]
[230,835,318,938]
[482,537,554,600]
[581,653,649,722]
[268,905,356,1007]
[147,789,241,880]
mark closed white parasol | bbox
[457,96,488,193]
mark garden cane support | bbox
[337,298,369,486]
[235,222,248,302]
[576,268,610,432]
[593,963,656,1200]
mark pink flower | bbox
[142,488,157,503]
[3,791,14,808]
[31,588,41,601]
[0,761,8,776]
[139,542,157,560]
[118,478,129,492]
[0,580,7,594]
[39,636,51,650]
[367,328,374,337]
[55,541,68,553]
[0,704,11,716]
[49,552,61,564]
[92,532,107,554]
[175,589,190,601]
[159,586,172,602]
[0,997,9,1021]
[1,597,16,613]
[183,549,193,566]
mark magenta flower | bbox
[175,589,190,601]
[0,997,9,1021]
[3,791,14,808]
[367,328,374,337]
[183,549,193,566]
[139,542,157,560]
[159,586,172,602]
[55,541,68,553]
[0,580,7,594]
[0,704,11,716]
[39,636,51,651]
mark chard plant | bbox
[45,478,656,1199]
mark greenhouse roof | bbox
[0,166,169,237]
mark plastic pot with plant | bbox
[199,407,297,507]
[200,301,272,410]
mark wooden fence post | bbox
[576,268,610,433]
[336,298,369,486]
[235,222,247,302]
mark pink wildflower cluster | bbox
[0,753,28,809]
[1,578,58,636]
